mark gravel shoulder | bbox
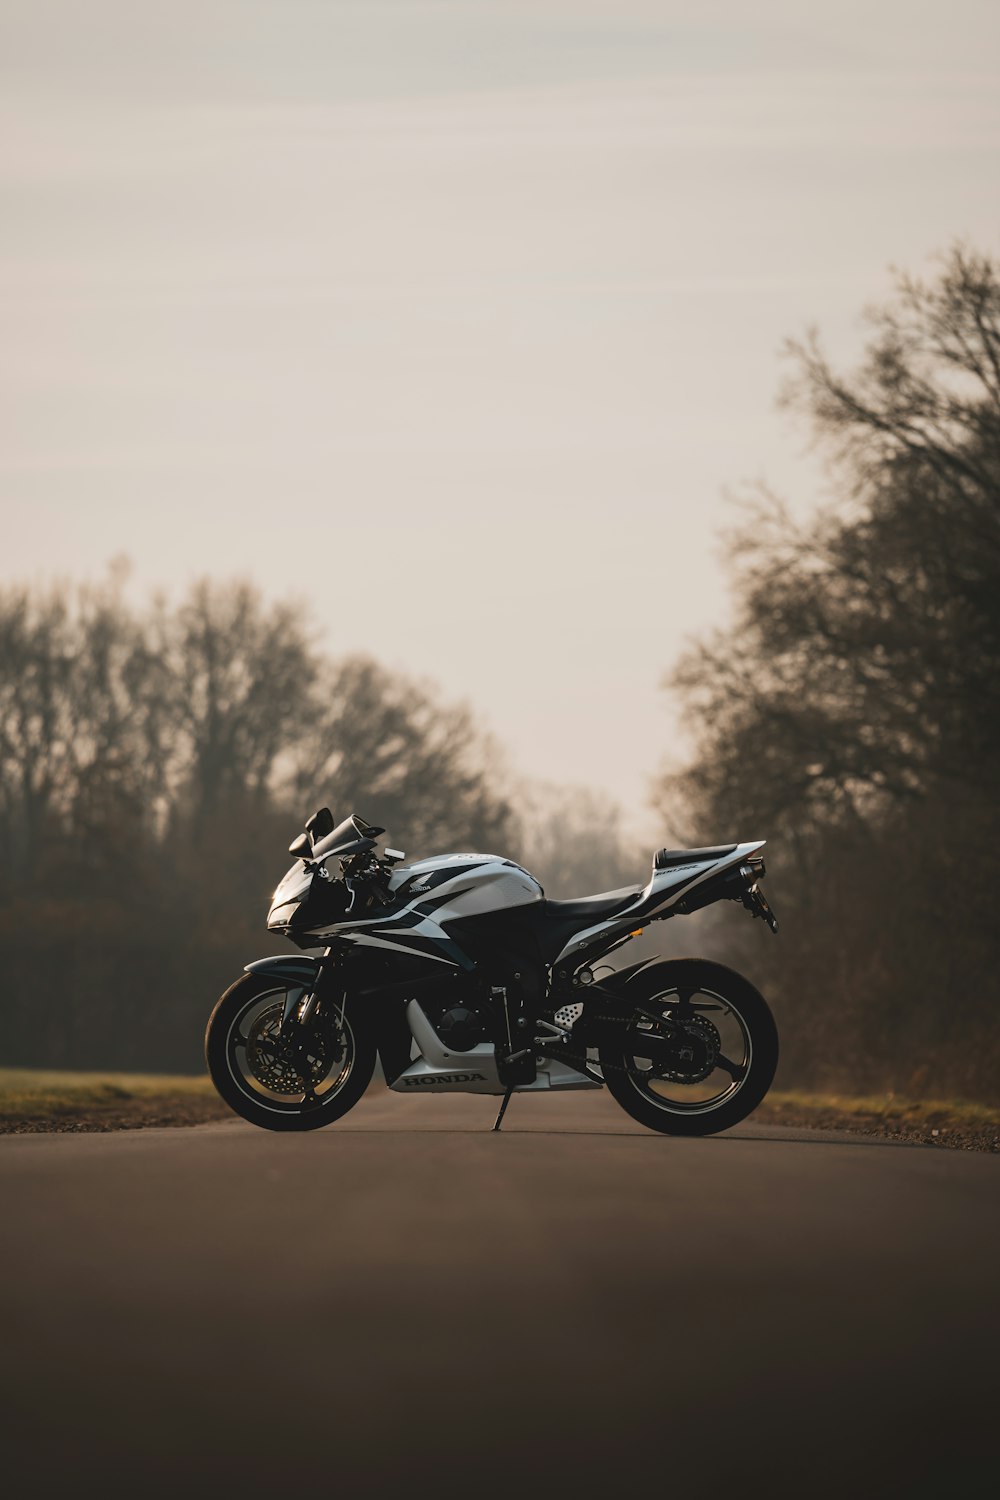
[755,1091,1000,1152]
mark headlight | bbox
[267,898,302,929]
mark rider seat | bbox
[535,885,644,962]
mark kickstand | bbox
[492,1087,514,1132]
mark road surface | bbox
[2,1089,998,1498]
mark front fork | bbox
[279,948,334,1034]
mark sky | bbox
[2,0,998,835]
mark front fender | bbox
[244,956,324,1028]
[244,955,323,987]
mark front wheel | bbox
[597,959,778,1136]
[205,972,376,1131]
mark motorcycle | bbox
[205,808,779,1135]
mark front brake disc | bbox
[246,1004,329,1094]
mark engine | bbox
[426,948,546,1056]
[435,1005,488,1052]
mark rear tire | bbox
[597,959,778,1137]
[206,972,376,1132]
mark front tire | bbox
[597,959,778,1137]
[206,972,376,1131]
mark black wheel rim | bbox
[623,984,753,1115]
[224,987,356,1117]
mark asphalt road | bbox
[2,1089,998,1499]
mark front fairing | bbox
[267,860,354,935]
[267,862,314,929]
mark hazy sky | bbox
[2,1,998,833]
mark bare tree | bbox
[0,574,172,883]
[514,782,644,898]
[167,580,318,829]
[289,656,514,856]
[658,245,1000,1099]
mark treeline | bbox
[0,576,642,1071]
[0,577,522,1068]
[660,246,1000,1102]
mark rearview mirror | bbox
[288,832,313,860]
[305,807,335,840]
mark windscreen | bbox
[311,813,375,861]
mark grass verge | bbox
[0,1068,226,1133]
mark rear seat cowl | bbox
[654,844,737,870]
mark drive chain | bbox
[538,1013,637,1080]
[539,1011,688,1081]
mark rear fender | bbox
[586,956,662,1000]
[579,957,711,1032]
[589,957,761,1017]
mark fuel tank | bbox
[388,852,544,923]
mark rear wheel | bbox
[597,960,777,1136]
[205,973,376,1131]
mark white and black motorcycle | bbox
[206,809,779,1136]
